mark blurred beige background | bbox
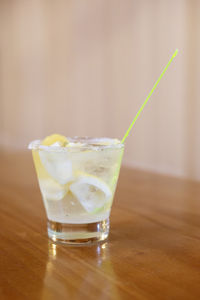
[0,0,200,180]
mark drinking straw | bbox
[121,49,178,144]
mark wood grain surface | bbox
[0,151,200,300]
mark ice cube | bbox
[39,151,73,184]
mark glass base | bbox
[47,218,109,245]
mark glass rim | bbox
[28,136,124,152]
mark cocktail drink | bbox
[29,135,124,244]
[29,50,178,245]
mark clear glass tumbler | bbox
[29,137,124,245]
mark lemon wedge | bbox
[42,134,68,147]
[69,173,112,213]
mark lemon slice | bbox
[69,173,112,213]
[39,178,68,201]
[42,134,68,147]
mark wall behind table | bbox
[0,0,200,180]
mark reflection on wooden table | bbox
[0,151,200,299]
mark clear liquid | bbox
[31,137,124,243]
[45,193,110,224]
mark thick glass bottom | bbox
[47,218,109,245]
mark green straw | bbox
[121,49,179,144]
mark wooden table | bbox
[0,151,200,300]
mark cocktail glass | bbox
[29,137,124,245]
